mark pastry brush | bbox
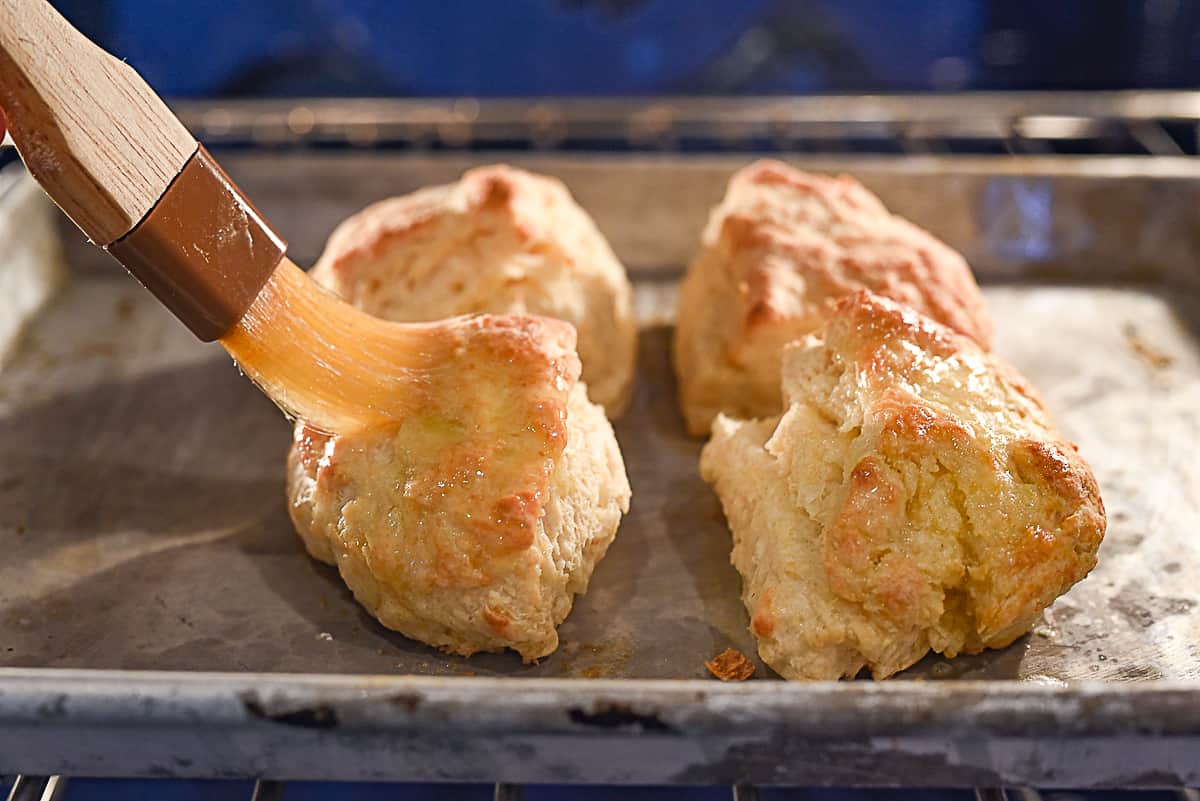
[0,0,511,434]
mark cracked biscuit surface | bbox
[288,315,630,661]
[311,164,637,416]
[675,160,992,435]
[701,291,1105,680]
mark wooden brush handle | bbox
[0,0,196,244]
[0,0,286,341]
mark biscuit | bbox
[701,291,1105,680]
[675,160,992,435]
[288,315,631,661]
[311,165,637,416]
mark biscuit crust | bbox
[311,165,637,416]
[701,291,1105,680]
[287,314,631,661]
[675,160,992,435]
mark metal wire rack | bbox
[174,91,1200,155]
[4,779,1200,801]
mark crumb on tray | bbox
[114,296,136,322]
[1124,324,1174,369]
[705,648,756,681]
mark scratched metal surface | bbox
[0,154,1197,686]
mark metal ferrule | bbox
[106,145,287,341]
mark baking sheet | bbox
[1,156,1197,684]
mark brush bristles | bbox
[220,259,435,432]
[220,259,579,435]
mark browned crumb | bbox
[114,296,136,322]
[580,665,606,678]
[1124,324,1173,369]
[705,648,756,681]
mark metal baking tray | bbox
[0,147,1198,787]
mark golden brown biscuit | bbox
[675,160,992,435]
[311,165,637,416]
[701,291,1105,680]
[288,315,630,661]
